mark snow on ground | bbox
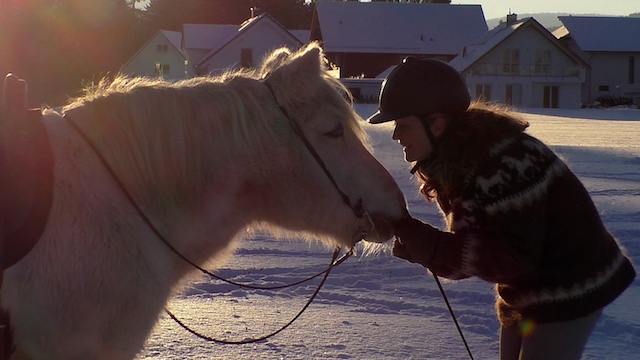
[138,105,640,359]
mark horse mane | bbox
[60,43,369,213]
[61,73,286,210]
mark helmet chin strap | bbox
[410,115,439,174]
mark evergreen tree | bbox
[0,0,143,105]
[145,0,312,30]
[0,0,315,105]
[253,0,313,29]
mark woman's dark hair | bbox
[415,101,529,202]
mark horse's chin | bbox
[361,217,395,244]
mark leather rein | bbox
[62,80,376,344]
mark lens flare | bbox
[519,318,536,337]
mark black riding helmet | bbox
[367,57,470,173]
[367,57,470,124]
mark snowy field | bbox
[138,104,639,360]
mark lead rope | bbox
[165,247,341,344]
[431,273,474,360]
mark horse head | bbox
[254,43,407,247]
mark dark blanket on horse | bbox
[1,76,53,270]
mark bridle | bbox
[263,80,376,241]
[62,79,379,345]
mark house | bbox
[121,30,187,81]
[449,15,587,109]
[194,13,306,76]
[181,24,240,77]
[122,14,309,80]
[310,1,488,79]
[554,16,640,105]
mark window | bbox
[543,86,558,108]
[241,48,253,68]
[506,84,522,106]
[157,44,168,52]
[534,50,551,74]
[475,84,491,101]
[502,49,520,74]
[154,63,170,77]
[629,56,635,84]
[598,85,610,92]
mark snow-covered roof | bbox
[314,2,487,55]
[159,30,182,51]
[557,16,640,52]
[551,25,569,40]
[182,24,239,50]
[290,30,310,44]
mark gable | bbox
[450,18,585,73]
[121,31,187,80]
[196,14,303,74]
[558,16,640,52]
[312,2,487,55]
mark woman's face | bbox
[392,116,433,163]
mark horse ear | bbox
[284,43,323,83]
[259,47,292,79]
[262,43,325,105]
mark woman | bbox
[368,57,636,360]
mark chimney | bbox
[506,12,518,26]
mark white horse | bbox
[1,43,407,359]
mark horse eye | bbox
[325,124,344,138]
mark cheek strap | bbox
[409,116,439,174]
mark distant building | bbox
[554,16,640,105]
[122,14,309,80]
[195,14,307,76]
[449,15,587,109]
[310,1,488,79]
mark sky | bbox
[140,105,640,359]
[452,0,639,21]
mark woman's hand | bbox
[392,217,441,267]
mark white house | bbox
[122,14,309,80]
[121,30,187,81]
[449,15,587,109]
[554,16,640,105]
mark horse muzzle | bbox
[352,205,397,244]
[354,202,411,244]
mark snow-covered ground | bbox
[138,104,640,360]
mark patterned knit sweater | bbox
[428,133,636,326]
